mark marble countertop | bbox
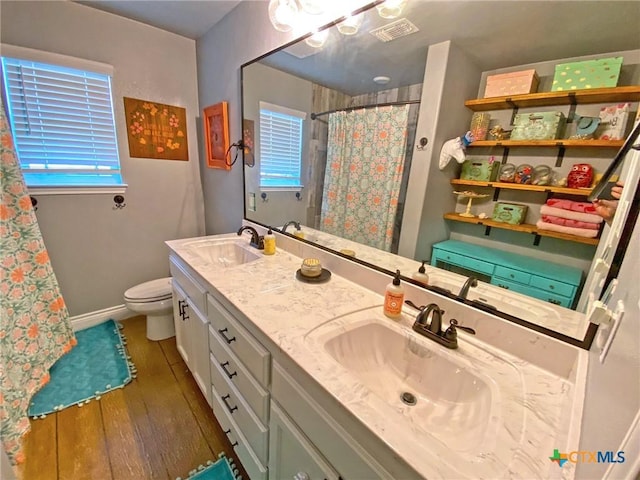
[166,233,583,480]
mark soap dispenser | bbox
[383,270,404,319]
[412,261,430,286]
[264,228,276,255]
[293,226,305,239]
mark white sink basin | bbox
[183,238,260,267]
[304,306,527,477]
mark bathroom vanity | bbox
[167,227,586,480]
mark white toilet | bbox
[124,277,175,341]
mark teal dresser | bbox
[431,240,583,308]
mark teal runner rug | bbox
[28,319,135,418]
[178,453,241,480]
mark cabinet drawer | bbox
[211,383,268,480]
[433,250,494,276]
[170,257,207,315]
[210,331,270,425]
[210,353,269,465]
[529,275,575,298]
[493,266,531,285]
[207,296,270,388]
[491,278,571,307]
[272,363,392,480]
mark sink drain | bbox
[400,391,417,406]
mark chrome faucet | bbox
[282,220,301,233]
[237,226,264,250]
[405,300,476,349]
[458,276,478,299]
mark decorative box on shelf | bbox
[483,69,539,98]
[511,111,566,140]
[460,159,499,181]
[492,202,528,225]
[551,57,623,91]
[598,103,631,140]
[470,112,491,140]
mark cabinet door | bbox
[269,402,340,480]
[188,303,211,406]
[172,282,191,367]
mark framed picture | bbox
[203,101,230,170]
[123,97,188,161]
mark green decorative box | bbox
[492,202,528,225]
[511,111,566,140]
[551,57,622,91]
[460,159,499,181]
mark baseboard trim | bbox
[70,305,132,331]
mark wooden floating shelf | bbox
[465,86,640,111]
[468,139,624,148]
[451,179,593,196]
[444,213,600,246]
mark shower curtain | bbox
[0,100,76,465]
[320,105,409,251]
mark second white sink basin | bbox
[304,306,527,477]
[184,238,260,268]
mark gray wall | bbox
[196,1,293,235]
[1,1,205,316]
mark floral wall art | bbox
[124,97,188,161]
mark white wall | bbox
[0,1,205,316]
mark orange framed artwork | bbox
[203,101,230,170]
[123,97,188,161]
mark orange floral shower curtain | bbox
[0,99,76,465]
[320,105,409,251]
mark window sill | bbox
[26,185,128,195]
[260,186,303,193]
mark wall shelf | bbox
[464,86,640,111]
[451,179,593,196]
[444,213,600,246]
[468,139,624,148]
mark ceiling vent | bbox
[370,18,419,42]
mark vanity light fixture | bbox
[305,29,329,48]
[376,0,408,19]
[337,13,364,35]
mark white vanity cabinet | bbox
[207,294,271,480]
[269,402,340,480]
[169,256,211,405]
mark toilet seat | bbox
[124,277,172,303]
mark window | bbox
[1,45,124,192]
[259,101,305,189]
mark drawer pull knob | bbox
[548,299,561,305]
[231,440,238,447]
[549,285,555,289]
[218,328,236,344]
[221,361,237,379]
[221,394,238,414]
[178,300,189,319]
[223,428,231,435]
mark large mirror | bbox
[241,0,640,347]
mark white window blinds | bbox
[1,49,123,189]
[259,102,305,189]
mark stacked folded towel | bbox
[536,198,603,238]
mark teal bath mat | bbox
[28,319,135,418]
[178,453,241,480]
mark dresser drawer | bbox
[433,249,495,276]
[211,383,268,480]
[207,296,270,388]
[210,331,270,425]
[170,257,207,315]
[210,353,269,465]
[529,275,575,298]
[492,278,571,307]
[493,265,531,285]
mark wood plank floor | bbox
[17,315,249,480]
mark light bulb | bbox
[268,0,299,32]
[337,13,363,35]
[305,29,329,48]
[376,0,408,19]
